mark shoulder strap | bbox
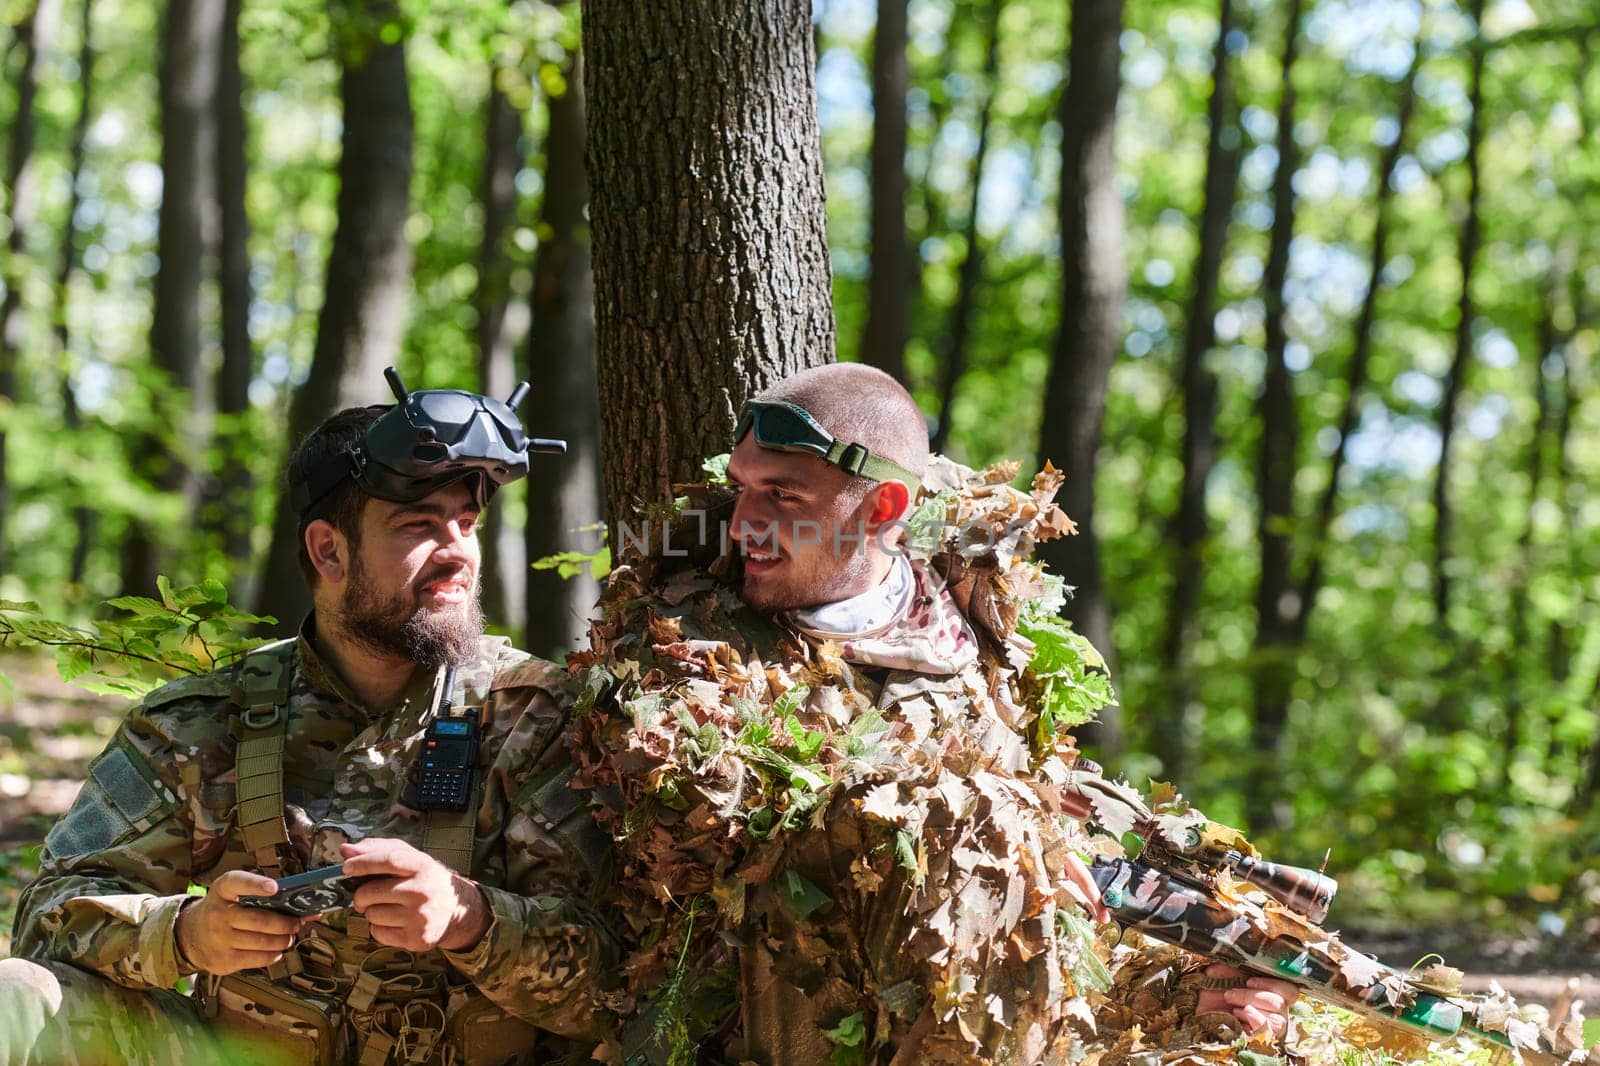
[232,639,295,877]
[421,666,484,876]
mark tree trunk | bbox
[1432,0,1487,631]
[1152,0,1241,781]
[256,0,414,633]
[1295,13,1422,627]
[57,0,95,589]
[1504,240,1572,777]
[1247,0,1305,831]
[929,0,1001,456]
[0,0,61,576]
[860,0,909,384]
[524,46,603,660]
[582,0,835,529]
[476,67,526,633]
[1036,0,1126,760]
[205,0,255,577]
[123,0,224,596]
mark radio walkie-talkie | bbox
[417,665,477,812]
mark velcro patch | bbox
[44,786,130,859]
[90,748,166,825]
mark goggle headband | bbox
[733,400,920,491]
[290,367,566,521]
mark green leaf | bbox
[776,870,832,921]
[155,575,178,611]
[824,1011,868,1065]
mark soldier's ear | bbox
[304,519,349,585]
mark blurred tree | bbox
[861,0,909,383]
[1247,0,1304,831]
[122,0,224,597]
[203,0,256,576]
[476,58,526,631]
[257,0,415,633]
[1154,0,1243,781]
[1038,0,1126,758]
[1432,0,1487,632]
[583,0,834,526]
[56,0,95,589]
[524,43,602,660]
[0,0,61,575]
[929,0,1000,456]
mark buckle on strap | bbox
[836,442,871,477]
[242,703,283,730]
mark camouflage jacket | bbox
[11,619,611,1042]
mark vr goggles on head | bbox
[290,367,567,521]
[734,399,920,491]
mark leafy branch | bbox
[0,576,276,698]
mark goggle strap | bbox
[290,445,365,521]
[823,439,920,492]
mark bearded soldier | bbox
[2,372,608,1065]
[570,362,1298,1063]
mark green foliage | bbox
[1017,573,1118,747]
[823,1011,869,1066]
[0,578,275,698]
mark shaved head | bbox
[752,363,930,478]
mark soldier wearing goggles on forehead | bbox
[590,363,1300,1063]
[3,371,607,1066]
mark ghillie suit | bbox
[567,456,1131,1064]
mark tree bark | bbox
[1036,0,1126,760]
[204,0,255,576]
[256,0,414,633]
[582,0,835,529]
[860,0,909,383]
[476,67,526,633]
[524,46,603,660]
[57,0,95,588]
[1153,0,1242,781]
[1247,0,1304,831]
[929,0,1001,456]
[122,0,224,596]
[0,0,61,576]
[1432,0,1488,630]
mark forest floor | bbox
[0,651,1595,1026]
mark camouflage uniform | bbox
[6,619,611,1065]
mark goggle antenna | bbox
[384,366,409,403]
[506,381,530,410]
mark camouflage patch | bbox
[92,748,166,825]
[44,786,128,859]
[524,764,611,879]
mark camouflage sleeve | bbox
[441,669,619,1041]
[11,704,198,992]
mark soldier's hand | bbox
[175,870,306,976]
[1196,964,1298,1042]
[1062,852,1112,924]
[342,838,490,953]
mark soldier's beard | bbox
[338,553,484,668]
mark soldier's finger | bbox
[212,869,281,901]
[1205,963,1246,979]
[1233,1005,1272,1034]
[224,930,298,954]
[227,907,304,936]
[360,903,416,930]
[341,839,428,879]
[1226,988,1286,1014]
[1246,976,1299,1004]
[351,878,411,912]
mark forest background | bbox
[0,0,1598,970]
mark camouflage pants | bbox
[0,957,263,1066]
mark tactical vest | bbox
[197,639,541,1066]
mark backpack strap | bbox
[233,639,296,878]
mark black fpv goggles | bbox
[290,367,567,521]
